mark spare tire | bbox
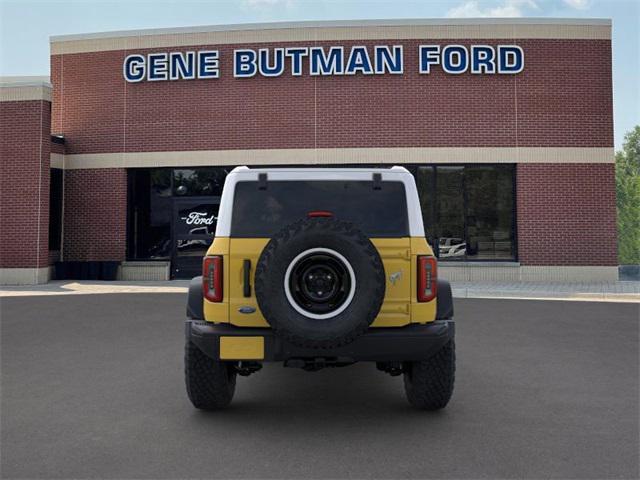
[255,217,385,349]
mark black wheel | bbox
[185,340,237,410]
[254,217,385,349]
[403,340,456,410]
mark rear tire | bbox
[185,340,237,410]
[403,340,455,410]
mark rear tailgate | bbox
[226,237,412,328]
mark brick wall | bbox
[0,99,50,269]
[51,39,612,154]
[51,140,65,154]
[47,33,615,269]
[516,163,617,266]
[62,168,127,261]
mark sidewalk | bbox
[1,279,639,303]
[0,280,190,297]
[452,281,640,303]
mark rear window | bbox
[231,180,409,237]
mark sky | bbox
[0,0,638,149]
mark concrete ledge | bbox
[0,267,50,285]
[441,263,521,282]
[451,280,639,303]
[50,153,64,169]
[0,77,52,102]
[118,261,170,281]
[520,266,618,282]
[50,19,612,55]
[59,147,614,170]
[440,264,618,282]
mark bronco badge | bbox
[389,270,403,285]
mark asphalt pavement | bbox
[1,294,638,479]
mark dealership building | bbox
[0,18,617,284]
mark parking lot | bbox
[1,294,638,479]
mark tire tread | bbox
[185,340,236,410]
[403,340,456,410]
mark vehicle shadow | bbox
[184,363,453,432]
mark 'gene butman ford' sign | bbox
[123,44,524,82]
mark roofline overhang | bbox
[50,17,612,43]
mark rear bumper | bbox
[186,320,454,362]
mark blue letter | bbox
[498,45,524,74]
[442,45,468,74]
[374,45,403,74]
[198,51,219,79]
[258,48,285,77]
[147,53,168,81]
[285,47,308,76]
[123,54,145,82]
[309,47,344,75]
[471,45,496,74]
[234,49,257,77]
[345,46,373,75]
[419,45,440,74]
[170,52,196,80]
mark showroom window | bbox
[127,167,232,260]
[172,168,228,196]
[127,164,516,262]
[413,165,516,261]
[127,169,172,260]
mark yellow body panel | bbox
[370,238,412,327]
[219,337,264,360]
[228,238,269,327]
[203,236,437,327]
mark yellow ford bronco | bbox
[185,166,455,410]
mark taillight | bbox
[417,256,437,302]
[203,256,223,302]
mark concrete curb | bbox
[452,288,640,303]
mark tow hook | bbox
[376,361,404,376]
[235,361,262,376]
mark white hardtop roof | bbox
[229,165,411,175]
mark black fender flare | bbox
[436,279,454,320]
[186,276,204,320]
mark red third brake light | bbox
[203,256,223,302]
[307,211,334,218]
[417,256,438,302]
